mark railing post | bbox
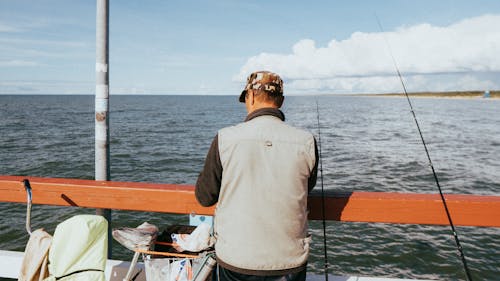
[95,0,112,257]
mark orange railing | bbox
[1,175,499,227]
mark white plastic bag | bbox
[169,259,193,281]
[170,223,213,252]
[144,257,170,281]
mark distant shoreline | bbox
[358,90,499,99]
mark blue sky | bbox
[1,0,500,95]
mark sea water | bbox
[0,95,499,280]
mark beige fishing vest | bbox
[215,115,316,272]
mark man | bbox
[195,71,318,281]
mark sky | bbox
[1,0,500,95]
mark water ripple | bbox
[1,95,499,280]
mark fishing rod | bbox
[375,16,473,281]
[315,100,329,281]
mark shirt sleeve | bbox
[195,134,222,207]
[308,137,319,192]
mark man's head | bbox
[239,71,284,110]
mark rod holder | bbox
[23,179,32,235]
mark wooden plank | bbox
[308,192,500,227]
[1,175,499,227]
[0,175,214,215]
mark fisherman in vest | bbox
[196,70,318,281]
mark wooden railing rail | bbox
[1,176,499,227]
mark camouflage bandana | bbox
[239,71,284,102]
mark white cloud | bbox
[0,60,38,67]
[0,22,22,32]
[0,38,88,48]
[236,14,500,94]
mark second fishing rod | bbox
[376,15,473,281]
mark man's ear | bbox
[276,96,284,108]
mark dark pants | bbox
[215,265,307,281]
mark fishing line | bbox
[375,15,473,281]
[315,100,329,281]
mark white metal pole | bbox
[95,0,112,257]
